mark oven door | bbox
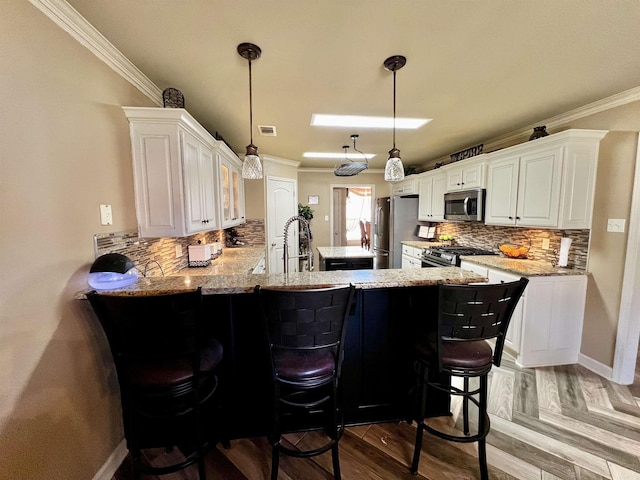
[421,255,452,268]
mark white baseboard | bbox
[578,353,614,381]
[92,439,128,480]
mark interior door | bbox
[332,188,348,246]
[266,176,297,273]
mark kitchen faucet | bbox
[283,215,314,273]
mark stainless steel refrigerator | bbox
[373,196,419,269]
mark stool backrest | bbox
[438,278,528,366]
[257,285,355,376]
[87,288,204,373]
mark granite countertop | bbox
[77,266,486,297]
[176,246,265,276]
[460,255,586,277]
[316,246,375,259]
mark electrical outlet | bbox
[175,245,182,258]
[541,238,550,250]
[325,215,329,221]
[99,204,113,225]
[607,218,626,233]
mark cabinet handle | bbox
[508,216,513,220]
[516,216,521,220]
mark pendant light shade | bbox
[238,43,263,179]
[383,55,406,182]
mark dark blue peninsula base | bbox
[204,285,449,440]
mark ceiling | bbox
[66,0,640,170]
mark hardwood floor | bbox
[112,354,640,480]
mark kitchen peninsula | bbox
[317,246,375,271]
[81,266,485,439]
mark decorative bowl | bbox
[497,241,530,259]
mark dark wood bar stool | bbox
[87,288,223,480]
[410,278,528,479]
[257,284,355,480]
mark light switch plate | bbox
[541,238,550,249]
[607,218,626,233]
[175,245,182,258]
[99,204,113,225]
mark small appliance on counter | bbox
[208,242,223,259]
[188,243,211,267]
[88,253,138,289]
[225,228,245,247]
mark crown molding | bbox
[262,155,301,168]
[429,86,640,165]
[29,0,162,106]
[298,168,385,174]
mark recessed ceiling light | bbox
[311,114,430,129]
[303,152,376,159]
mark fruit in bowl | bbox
[498,243,529,258]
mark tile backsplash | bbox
[94,219,265,276]
[435,223,590,271]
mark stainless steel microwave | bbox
[444,188,485,222]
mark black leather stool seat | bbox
[273,349,336,384]
[128,338,223,388]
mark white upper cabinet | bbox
[123,107,226,237]
[391,176,417,196]
[418,171,447,221]
[485,129,607,229]
[445,156,487,192]
[216,142,245,228]
[183,130,217,233]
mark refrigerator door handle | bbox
[375,206,381,237]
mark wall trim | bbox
[578,353,614,381]
[91,439,128,480]
[428,86,640,166]
[262,155,301,168]
[28,0,162,106]
[612,133,640,384]
[299,168,385,174]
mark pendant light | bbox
[237,42,263,179]
[383,55,406,182]
[333,134,369,176]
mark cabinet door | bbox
[485,157,519,225]
[518,275,586,367]
[417,177,433,220]
[446,162,485,191]
[461,163,485,189]
[516,146,563,227]
[182,131,216,233]
[487,269,524,354]
[431,174,447,221]
[218,147,246,228]
[418,174,446,221]
[130,124,184,237]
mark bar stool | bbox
[257,284,355,480]
[87,288,223,480]
[409,278,528,479]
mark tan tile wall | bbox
[94,219,265,276]
[435,223,590,270]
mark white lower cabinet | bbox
[460,260,587,367]
[401,244,422,269]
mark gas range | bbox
[421,245,496,267]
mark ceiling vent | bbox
[258,125,277,136]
